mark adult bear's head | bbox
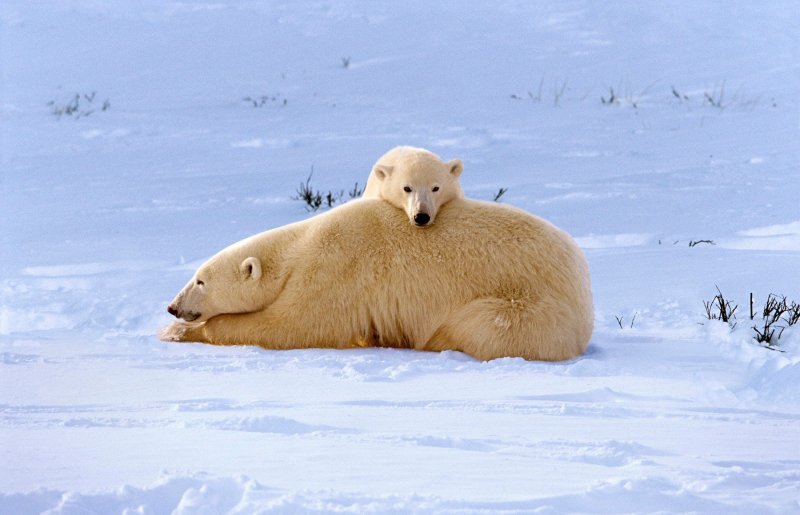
[167,255,264,322]
[166,233,289,322]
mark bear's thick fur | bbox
[162,198,593,361]
[362,146,463,227]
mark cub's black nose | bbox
[414,213,430,226]
[167,305,179,317]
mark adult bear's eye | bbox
[432,186,440,192]
[403,186,412,193]
[196,279,205,286]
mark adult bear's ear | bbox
[448,159,463,178]
[373,164,393,181]
[240,257,262,281]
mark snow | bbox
[2,0,799,513]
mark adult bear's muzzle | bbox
[166,303,201,322]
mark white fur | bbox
[163,199,593,361]
[363,146,463,226]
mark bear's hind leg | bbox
[423,296,574,361]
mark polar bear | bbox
[362,146,464,227]
[161,198,593,361]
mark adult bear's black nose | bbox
[167,305,179,318]
[414,213,430,226]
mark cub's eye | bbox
[403,186,412,193]
[432,186,440,192]
[196,279,205,286]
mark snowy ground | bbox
[2,1,799,513]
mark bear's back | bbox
[299,198,582,282]
[264,197,592,354]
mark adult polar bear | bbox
[162,198,593,361]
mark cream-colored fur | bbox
[362,146,464,227]
[161,198,593,361]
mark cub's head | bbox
[365,146,464,227]
[167,253,266,323]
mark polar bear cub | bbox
[363,146,464,227]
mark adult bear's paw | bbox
[159,321,204,342]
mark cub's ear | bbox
[240,257,262,281]
[448,159,463,178]
[373,164,394,181]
